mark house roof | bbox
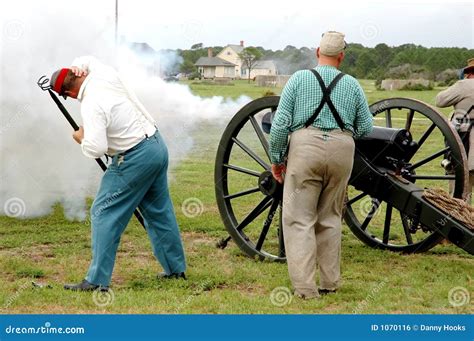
[195,57,236,67]
[226,44,245,53]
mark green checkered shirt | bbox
[269,65,373,164]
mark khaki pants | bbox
[283,127,354,298]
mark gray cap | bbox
[319,31,346,56]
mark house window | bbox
[227,51,231,55]
[224,66,235,76]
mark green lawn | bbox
[0,79,472,314]
[181,79,280,100]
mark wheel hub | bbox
[258,170,283,198]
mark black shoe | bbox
[318,288,337,296]
[64,279,109,292]
[157,272,186,280]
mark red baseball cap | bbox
[50,68,70,99]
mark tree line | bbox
[176,43,473,81]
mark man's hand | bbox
[271,163,286,184]
[72,126,84,144]
[70,66,88,77]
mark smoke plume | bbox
[0,1,249,220]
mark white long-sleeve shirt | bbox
[72,56,156,158]
[436,79,474,171]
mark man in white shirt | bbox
[50,56,187,291]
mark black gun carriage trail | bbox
[215,96,474,260]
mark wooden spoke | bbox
[232,137,270,170]
[278,207,285,257]
[416,123,436,150]
[408,147,450,171]
[385,109,392,128]
[223,164,261,177]
[255,199,280,251]
[236,196,273,232]
[224,187,261,200]
[382,204,392,244]
[360,200,380,231]
[402,218,414,245]
[249,116,270,161]
[405,109,415,131]
[346,192,367,206]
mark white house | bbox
[195,41,277,79]
[195,49,237,79]
[216,42,245,77]
[241,60,278,80]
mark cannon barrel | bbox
[356,127,418,169]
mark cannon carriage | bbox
[215,96,473,260]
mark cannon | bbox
[215,96,474,261]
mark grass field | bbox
[0,79,472,314]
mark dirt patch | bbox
[0,244,54,262]
[216,283,266,295]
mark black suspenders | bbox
[304,69,346,131]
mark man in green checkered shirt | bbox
[270,31,373,299]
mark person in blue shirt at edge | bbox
[270,31,373,299]
[49,56,187,291]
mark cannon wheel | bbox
[215,96,468,260]
[215,96,285,261]
[344,98,468,253]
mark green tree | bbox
[175,43,473,80]
[239,47,263,83]
[179,59,197,74]
[355,51,377,78]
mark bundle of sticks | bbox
[423,188,474,230]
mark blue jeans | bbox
[86,131,186,286]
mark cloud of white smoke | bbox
[0,0,249,220]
